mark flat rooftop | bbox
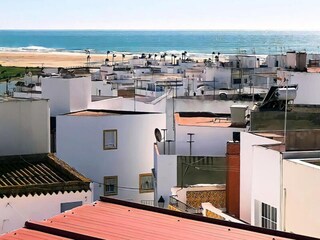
[175,112,233,128]
[67,109,161,117]
[0,97,47,103]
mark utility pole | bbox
[187,133,195,156]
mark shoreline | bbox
[0,50,268,68]
[0,51,121,68]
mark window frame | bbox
[104,176,118,196]
[261,202,277,230]
[103,129,118,150]
[139,173,154,193]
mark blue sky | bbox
[1,0,319,30]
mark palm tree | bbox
[112,54,116,65]
[85,49,91,66]
[154,54,158,60]
[122,54,125,63]
[163,52,167,62]
[212,52,215,61]
[173,55,177,65]
[106,51,110,60]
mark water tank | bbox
[230,105,248,126]
[276,88,297,101]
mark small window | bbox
[103,130,117,150]
[139,173,154,193]
[261,202,277,230]
[60,201,82,213]
[104,176,118,196]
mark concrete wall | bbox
[42,76,91,116]
[0,190,92,234]
[154,151,177,207]
[278,71,320,105]
[166,98,253,140]
[283,160,320,238]
[240,132,280,223]
[204,67,232,89]
[57,113,166,202]
[0,99,50,156]
[251,145,282,230]
[92,81,117,96]
[175,124,245,156]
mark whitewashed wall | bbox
[240,132,280,223]
[0,99,50,156]
[0,190,92,234]
[175,124,245,156]
[42,76,91,116]
[57,113,166,202]
[283,160,320,238]
[278,71,320,105]
[154,151,177,207]
[251,145,282,230]
[166,99,253,140]
[92,81,117,96]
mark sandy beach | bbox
[0,51,130,68]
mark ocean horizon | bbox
[0,30,320,56]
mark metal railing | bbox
[169,196,202,214]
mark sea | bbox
[1,30,320,94]
[0,30,320,56]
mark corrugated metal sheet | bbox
[0,228,71,240]
[0,154,91,198]
[23,201,293,240]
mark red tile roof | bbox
[1,197,317,240]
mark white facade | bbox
[154,148,177,207]
[204,67,232,89]
[175,123,245,156]
[266,55,286,68]
[166,99,254,140]
[278,70,320,105]
[240,132,280,223]
[0,98,50,156]
[283,160,320,238]
[42,76,91,116]
[251,145,282,230]
[91,80,117,96]
[56,111,166,202]
[0,190,92,234]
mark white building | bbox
[278,70,320,105]
[240,132,281,224]
[154,108,248,208]
[56,110,166,203]
[91,80,117,97]
[0,154,92,234]
[0,97,50,156]
[240,132,320,238]
[42,76,91,116]
[174,111,247,156]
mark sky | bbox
[1,0,320,31]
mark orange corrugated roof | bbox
[0,228,71,240]
[1,198,315,240]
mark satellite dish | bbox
[154,128,162,142]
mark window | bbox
[139,173,154,193]
[261,202,277,230]
[60,201,82,213]
[104,176,118,196]
[103,130,117,150]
